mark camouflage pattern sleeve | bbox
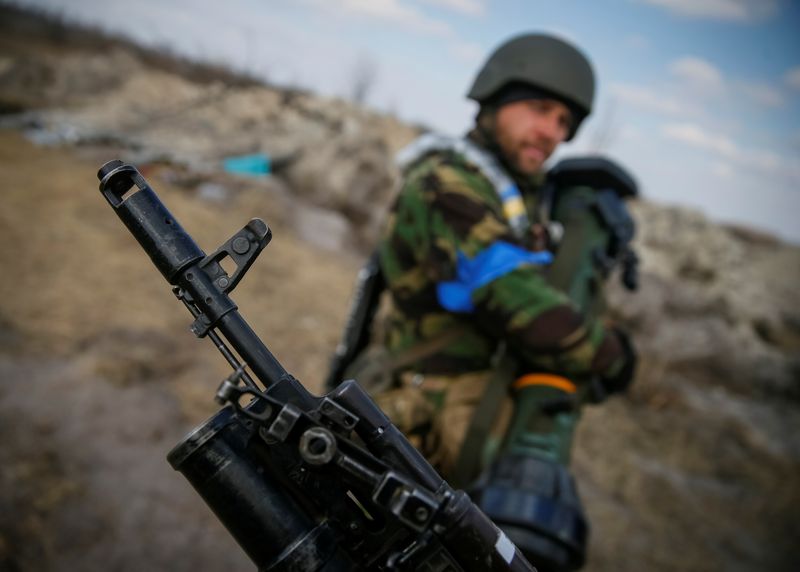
[380,153,625,379]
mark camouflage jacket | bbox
[378,137,625,381]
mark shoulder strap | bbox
[385,326,467,373]
[450,348,517,488]
[396,134,531,241]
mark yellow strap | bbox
[502,195,527,219]
[512,373,577,394]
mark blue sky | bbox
[20,0,800,243]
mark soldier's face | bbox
[494,98,572,175]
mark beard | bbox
[501,138,553,176]
[473,111,554,177]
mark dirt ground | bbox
[0,129,359,571]
[1,7,800,570]
[2,130,799,572]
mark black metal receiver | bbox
[97,160,535,572]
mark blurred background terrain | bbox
[0,4,799,572]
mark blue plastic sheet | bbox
[223,153,271,177]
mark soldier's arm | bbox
[416,161,627,380]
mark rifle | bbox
[96,160,535,572]
[323,250,384,392]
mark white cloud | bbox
[449,40,484,64]
[711,161,735,179]
[609,83,688,116]
[662,122,799,183]
[662,123,737,155]
[668,56,786,109]
[784,67,800,91]
[302,0,453,36]
[421,0,486,16]
[623,57,786,118]
[620,124,644,142]
[738,82,784,107]
[637,0,779,22]
[669,56,725,93]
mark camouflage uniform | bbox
[375,131,626,476]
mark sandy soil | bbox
[0,129,358,571]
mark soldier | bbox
[372,33,638,571]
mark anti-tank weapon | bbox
[96,160,535,572]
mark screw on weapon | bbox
[214,364,248,404]
[299,427,337,465]
[215,379,238,405]
[218,276,230,288]
[415,507,429,522]
[232,236,250,254]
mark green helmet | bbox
[467,33,595,140]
